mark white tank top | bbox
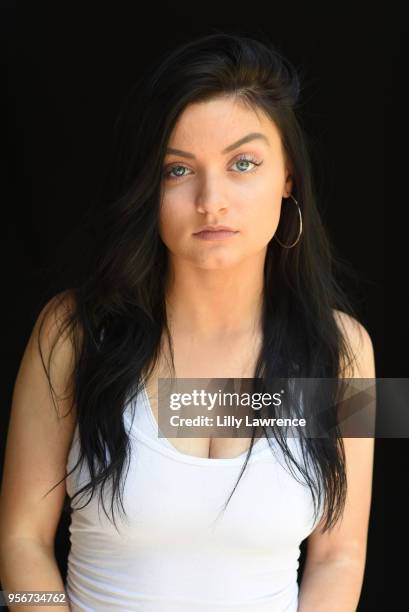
[64,383,324,611]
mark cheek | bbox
[159,197,189,246]
[159,199,182,241]
[245,196,282,243]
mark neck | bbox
[164,252,265,342]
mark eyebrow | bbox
[165,132,270,159]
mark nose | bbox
[195,175,229,215]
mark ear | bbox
[283,169,293,198]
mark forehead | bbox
[167,96,282,151]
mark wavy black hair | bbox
[37,29,362,534]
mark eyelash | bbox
[163,154,263,181]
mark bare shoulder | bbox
[34,289,83,395]
[35,289,81,355]
[332,308,376,378]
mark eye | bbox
[163,154,263,181]
[231,154,263,174]
[165,165,191,180]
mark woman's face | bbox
[159,96,293,270]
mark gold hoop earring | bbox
[274,194,303,248]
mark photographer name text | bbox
[168,415,306,428]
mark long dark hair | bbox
[38,30,361,534]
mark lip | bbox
[193,229,239,241]
[193,225,237,234]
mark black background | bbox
[1,2,407,610]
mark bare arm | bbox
[0,537,69,611]
[298,312,376,611]
[0,292,79,611]
[298,553,368,612]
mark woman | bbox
[0,31,375,611]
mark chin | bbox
[192,253,244,270]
